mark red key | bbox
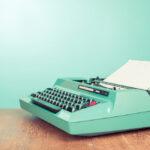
[89,101,97,106]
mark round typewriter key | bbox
[55,101,58,105]
[79,96,82,100]
[57,102,61,106]
[65,105,69,109]
[53,97,56,100]
[44,90,48,93]
[47,94,51,97]
[63,100,67,104]
[38,96,42,99]
[67,106,73,112]
[76,95,79,99]
[68,102,71,105]
[66,99,70,103]
[84,98,88,101]
[80,97,84,101]
[31,93,36,97]
[72,103,75,106]
[62,104,66,109]
[65,92,69,96]
[74,99,78,103]
[50,100,53,103]
[48,90,52,93]
[58,98,61,102]
[60,104,64,108]
[40,97,43,100]
[65,100,68,104]
[71,102,75,106]
[75,95,78,98]
[76,105,81,110]
[83,97,86,101]
[41,97,44,100]
[59,103,62,107]
[48,91,51,94]
[56,89,59,92]
[53,101,56,105]
[46,94,50,98]
[36,95,39,98]
[52,96,55,100]
[87,99,93,103]
[46,94,50,97]
[59,90,62,94]
[69,98,73,101]
[47,99,50,103]
[43,97,47,101]
[59,103,63,108]
[67,97,70,101]
[78,101,82,104]
[44,98,47,101]
[57,102,61,107]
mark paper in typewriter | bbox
[104,60,150,90]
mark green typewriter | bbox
[20,60,150,136]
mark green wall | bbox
[0,0,150,108]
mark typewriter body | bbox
[20,76,150,136]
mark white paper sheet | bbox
[104,60,150,90]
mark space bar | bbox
[32,99,61,113]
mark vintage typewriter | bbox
[20,60,150,136]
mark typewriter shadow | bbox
[25,114,150,142]
[26,116,87,140]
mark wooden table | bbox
[0,109,150,150]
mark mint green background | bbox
[0,0,150,108]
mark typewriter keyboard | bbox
[31,88,98,113]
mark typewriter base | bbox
[20,98,150,136]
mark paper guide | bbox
[104,60,150,90]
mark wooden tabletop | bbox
[0,109,150,150]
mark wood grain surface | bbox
[0,109,150,150]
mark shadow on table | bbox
[21,111,150,142]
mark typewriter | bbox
[20,60,150,136]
